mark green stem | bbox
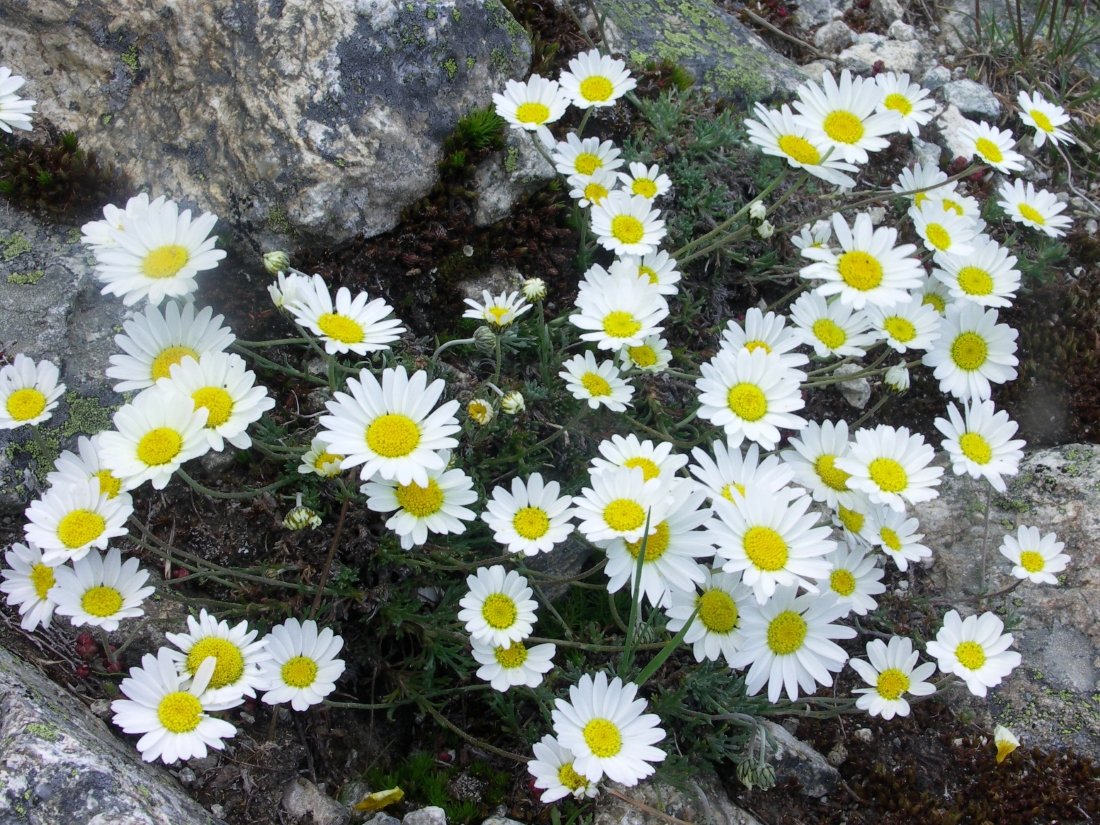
[672,169,790,259]
[176,468,294,500]
[635,604,699,686]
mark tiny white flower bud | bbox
[885,363,910,392]
[756,219,775,238]
[264,251,290,275]
[748,201,767,222]
[521,277,547,302]
[501,391,525,415]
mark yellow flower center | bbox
[823,110,865,145]
[603,498,646,532]
[579,75,614,102]
[481,593,518,629]
[869,457,908,493]
[1030,109,1054,133]
[632,178,659,198]
[318,313,365,344]
[191,387,234,429]
[974,137,1004,164]
[1019,550,1045,573]
[93,470,123,499]
[950,331,988,371]
[1017,203,1046,226]
[30,563,55,600]
[744,340,772,354]
[6,388,47,422]
[726,382,767,422]
[814,454,851,491]
[883,316,917,343]
[366,413,420,458]
[766,610,807,655]
[157,691,203,733]
[151,346,199,381]
[625,521,670,561]
[777,134,821,165]
[838,250,884,291]
[610,215,645,245]
[313,451,342,472]
[876,668,910,700]
[580,372,612,397]
[513,506,550,539]
[914,191,930,207]
[721,482,745,502]
[954,640,986,671]
[957,266,994,296]
[628,344,657,368]
[493,641,528,668]
[838,505,865,533]
[925,223,952,251]
[812,318,848,350]
[136,427,183,467]
[958,431,993,465]
[487,306,511,325]
[574,153,602,176]
[697,589,738,633]
[830,568,857,596]
[467,401,492,424]
[941,198,965,216]
[281,655,318,688]
[883,93,913,116]
[584,182,609,205]
[623,456,661,481]
[141,245,190,279]
[880,526,902,551]
[57,509,106,549]
[81,585,123,617]
[922,292,946,313]
[394,479,444,518]
[743,526,788,572]
[582,718,622,757]
[638,265,659,284]
[603,311,642,339]
[186,637,245,688]
[558,762,588,791]
[515,102,550,124]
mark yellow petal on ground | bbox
[353,787,405,812]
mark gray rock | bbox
[458,264,524,302]
[794,0,845,28]
[934,104,974,162]
[866,206,888,226]
[942,79,1001,120]
[482,818,524,825]
[753,720,838,797]
[402,807,448,825]
[855,32,887,46]
[2,0,531,251]
[838,38,928,76]
[922,65,952,90]
[912,136,943,170]
[870,0,904,27]
[474,130,555,227]
[365,815,402,825]
[887,19,917,40]
[1086,218,1098,235]
[813,21,856,54]
[800,60,838,82]
[283,777,352,825]
[0,644,226,824]
[595,774,762,825]
[834,362,871,409]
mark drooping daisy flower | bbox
[571,272,668,350]
[288,274,405,354]
[268,269,307,310]
[781,419,859,510]
[744,103,858,187]
[259,618,346,711]
[559,350,634,411]
[864,294,942,353]
[528,735,599,803]
[932,234,1020,308]
[866,505,931,571]
[111,649,236,764]
[957,120,1025,174]
[50,547,154,631]
[616,162,673,201]
[47,434,131,507]
[81,193,153,250]
[471,637,556,692]
[164,609,271,710]
[910,200,978,259]
[457,565,538,648]
[619,335,672,373]
[892,162,955,208]
[720,307,809,369]
[610,251,682,296]
[818,538,885,617]
[590,433,688,484]
[996,178,1072,238]
[482,473,576,556]
[590,192,667,256]
[0,67,35,132]
[792,70,900,164]
[997,525,1069,584]
[1,541,59,631]
[573,465,673,545]
[925,610,1021,697]
[552,671,665,785]
[24,478,132,565]
[493,75,570,144]
[695,348,806,451]
[837,424,943,512]
[788,291,878,358]
[362,450,478,550]
[935,399,1025,492]
[728,586,856,702]
[850,636,937,719]
[462,289,532,328]
[568,168,620,208]
[665,567,753,664]
[800,213,924,309]
[552,133,623,178]
[994,725,1020,763]
[558,49,637,109]
[298,436,344,477]
[792,219,834,251]
[318,366,460,487]
[922,302,1019,401]
[875,72,935,137]
[690,440,800,507]
[0,354,65,430]
[106,301,236,392]
[917,276,952,314]
[1017,90,1074,147]
[98,390,212,490]
[709,490,834,604]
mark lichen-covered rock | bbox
[595,774,762,825]
[941,79,1001,120]
[838,37,929,76]
[2,0,530,251]
[473,129,555,227]
[0,643,226,824]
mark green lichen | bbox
[66,227,82,244]
[2,232,32,261]
[466,56,476,69]
[59,392,116,439]
[489,48,512,71]
[441,57,458,81]
[25,723,59,742]
[120,46,139,72]
[6,269,44,285]
[453,7,461,21]
[426,6,437,19]
[267,205,291,234]
[100,114,112,126]
[504,145,519,174]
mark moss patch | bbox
[6,269,44,285]
[1,232,32,261]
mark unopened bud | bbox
[885,362,910,392]
[501,391,525,415]
[473,325,498,353]
[283,493,322,531]
[756,219,775,239]
[522,277,547,302]
[748,201,767,222]
[264,250,290,275]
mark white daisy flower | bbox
[925,610,1021,697]
[471,637,556,692]
[720,307,809,369]
[695,348,807,451]
[801,212,924,309]
[98,390,211,490]
[528,735,598,803]
[106,301,236,392]
[728,586,856,702]
[832,492,877,546]
[482,473,576,556]
[665,567,753,664]
[818,538,885,617]
[47,434,131,507]
[610,251,681,296]
[792,219,834,251]
[558,48,637,109]
[893,162,955,208]
[917,276,952,314]
[1,541,59,631]
[932,234,1020,308]
[788,291,878,358]
[930,190,983,221]
[910,200,978,259]
[298,436,344,478]
[997,178,1072,238]
[268,269,307,310]
[571,272,668,350]
[837,424,943,512]
[24,478,132,566]
[792,69,900,164]
[559,350,634,411]
[997,525,1069,584]
[568,168,620,208]
[0,67,35,132]
[288,274,405,355]
[616,162,672,200]
[462,289,532,328]
[744,103,858,187]
[1017,90,1074,147]
[50,547,154,631]
[466,398,495,426]
[457,565,538,648]
[957,120,1025,174]
[492,75,570,144]
[590,192,666,257]
[619,335,672,373]
[0,354,64,430]
[317,366,460,487]
[864,294,942,353]
[994,725,1021,763]
[259,618,346,711]
[781,419,860,509]
[690,440,800,507]
[551,671,665,785]
[362,450,478,550]
[164,609,271,710]
[921,302,1019,401]
[552,133,623,178]
[850,636,937,719]
[867,505,931,571]
[590,433,688,484]
[573,465,673,545]
[875,72,935,137]
[111,649,236,764]
[81,193,153,250]
[935,399,1025,492]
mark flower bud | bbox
[501,391,525,415]
[264,250,290,275]
[283,493,322,530]
[756,219,775,239]
[473,325,498,353]
[885,362,910,392]
[522,277,547,302]
[748,200,767,222]
[467,398,494,426]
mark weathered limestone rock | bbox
[2,0,531,250]
[401,807,448,825]
[751,720,838,797]
[813,21,856,55]
[0,643,226,824]
[941,79,1001,120]
[595,774,762,825]
[934,103,974,162]
[282,777,352,825]
[838,37,929,76]
[473,129,555,227]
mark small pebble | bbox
[854,728,874,744]
[897,579,910,590]
[210,804,225,818]
[1084,219,1097,235]
[177,767,197,787]
[827,743,849,766]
